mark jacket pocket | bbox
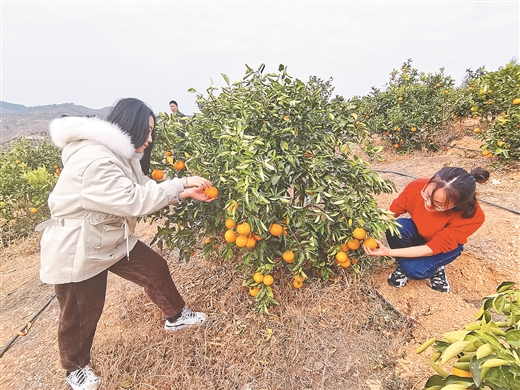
[85,214,126,259]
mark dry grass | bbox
[1,230,412,390]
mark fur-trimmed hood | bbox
[49,116,136,159]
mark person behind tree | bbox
[169,100,185,117]
[364,166,489,293]
[37,97,213,390]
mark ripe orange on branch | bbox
[253,272,264,283]
[364,237,378,250]
[282,250,295,263]
[225,219,236,229]
[269,223,284,237]
[173,160,185,170]
[224,230,237,243]
[352,227,367,240]
[347,239,360,250]
[236,222,251,236]
[204,186,219,199]
[336,252,348,263]
[293,279,304,289]
[151,170,164,180]
[235,234,248,248]
[263,275,274,286]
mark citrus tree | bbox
[417,281,520,390]
[148,64,398,313]
[0,138,61,245]
[469,61,520,161]
[353,59,460,153]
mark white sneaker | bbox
[66,365,100,390]
[164,307,207,331]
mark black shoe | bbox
[388,266,408,288]
[430,266,450,292]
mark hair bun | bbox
[470,167,490,184]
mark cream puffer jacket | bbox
[38,116,184,284]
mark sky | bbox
[1,1,519,116]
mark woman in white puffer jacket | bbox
[38,98,211,390]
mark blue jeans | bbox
[386,218,463,279]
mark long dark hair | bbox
[428,167,489,218]
[106,98,156,174]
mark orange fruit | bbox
[253,272,264,283]
[15,160,20,164]
[29,207,38,214]
[304,151,313,158]
[204,186,219,199]
[284,115,290,121]
[473,128,481,133]
[249,287,260,297]
[293,279,304,289]
[393,144,400,149]
[451,367,472,378]
[385,131,391,136]
[53,165,59,169]
[341,244,349,252]
[227,200,238,212]
[236,222,251,236]
[204,237,212,244]
[225,219,236,229]
[364,237,378,250]
[347,239,360,250]
[282,250,295,263]
[397,97,403,101]
[224,230,237,243]
[294,275,305,283]
[263,275,274,286]
[235,234,248,248]
[512,98,520,105]
[164,151,172,157]
[352,227,367,240]
[339,258,351,268]
[482,150,490,156]
[151,169,164,180]
[252,233,262,241]
[173,160,185,170]
[269,223,284,237]
[336,252,348,263]
[411,127,417,132]
[246,237,257,248]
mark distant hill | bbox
[1,101,112,144]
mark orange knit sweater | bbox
[389,178,485,255]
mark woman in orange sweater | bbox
[364,167,489,292]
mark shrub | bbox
[417,281,520,390]
[148,64,398,313]
[0,138,60,245]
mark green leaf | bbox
[496,281,516,293]
[505,329,520,348]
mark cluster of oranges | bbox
[151,151,187,181]
[224,220,261,249]
[335,227,378,268]
[53,164,63,177]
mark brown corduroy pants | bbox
[54,241,185,371]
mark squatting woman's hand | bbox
[363,240,391,257]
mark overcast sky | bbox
[1,1,519,116]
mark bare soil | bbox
[1,128,519,390]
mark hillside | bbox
[0,101,112,144]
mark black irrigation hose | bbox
[376,170,520,215]
[0,294,56,358]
